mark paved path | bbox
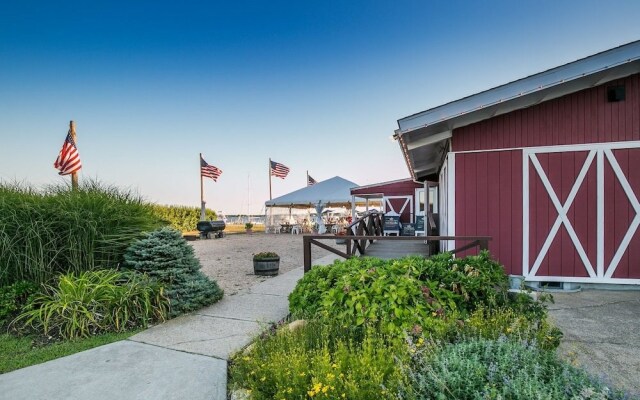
[0,253,342,400]
[548,289,640,396]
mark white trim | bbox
[597,150,605,277]
[383,196,413,221]
[523,141,640,283]
[458,140,640,156]
[603,149,640,278]
[528,151,597,278]
[526,276,640,285]
[522,151,529,276]
[447,152,456,251]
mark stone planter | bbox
[253,256,280,276]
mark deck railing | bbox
[302,212,491,272]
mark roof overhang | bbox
[395,40,640,180]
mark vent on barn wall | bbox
[607,85,625,102]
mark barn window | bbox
[607,85,625,102]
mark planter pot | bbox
[508,275,525,290]
[253,257,280,276]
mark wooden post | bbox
[303,235,311,273]
[199,153,206,221]
[69,121,78,191]
[268,158,273,200]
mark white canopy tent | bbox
[265,176,363,233]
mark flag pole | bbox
[69,121,78,191]
[200,153,206,221]
[268,158,273,200]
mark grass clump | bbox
[0,180,164,285]
[230,320,411,400]
[122,227,223,317]
[15,270,168,339]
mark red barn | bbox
[350,178,426,225]
[395,41,640,285]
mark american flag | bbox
[307,175,316,186]
[270,160,290,179]
[201,156,223,181]
[54,130,82,176]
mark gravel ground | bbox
[190,233,343,295]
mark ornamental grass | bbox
[0,180,164,285]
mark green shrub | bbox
[289,253,510,338]
[151,205,216,232]
[15,270,168,339]
[0,281,39,327]
[122,227,223,317]
[409,338,624,399]
[230,320,411,400]
[0,181,164,285]
[418,251,509,310]
[460,306,563,350]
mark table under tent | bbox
[264,176,375,234]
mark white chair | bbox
[331,224,341,234]
[291,225,302,234]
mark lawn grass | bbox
[0,329,140,374]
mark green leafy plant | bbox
[460,306,563,350]
[253,252,279,260]
[245,222,254,230]
[409,338,625,399]
[15,270,168,339]
[0,180,164,285]
[230,320,411,400]
[122,227,223,317]
[151,204,216,232]
[0,281,40,327]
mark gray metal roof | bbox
[396,40,640,180]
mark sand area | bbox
[191,233,343,296]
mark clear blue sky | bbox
[1,0,640,213]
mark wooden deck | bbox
[363,239,430,259]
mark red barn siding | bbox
[452,73,640,152]
[455,150,523,274]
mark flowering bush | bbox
[230,320,410,400]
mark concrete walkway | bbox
[0,253,341,400]
[548,289,640,396]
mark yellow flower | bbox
[308,390,316,397]
[341,394,346,398]
[331,363,338,369]
[287,387,293,393]
[322,386,329,393]
[260,376,266,382]
[242,356,250,361]
[339,373,344,378]
[327,373,335,380]
[299,372,306,377]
